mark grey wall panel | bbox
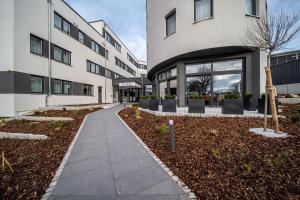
[43,40,49,58]
[70,24,79,40]
[14,72,30,94]
[72,82,84,96]
[271,59,300,85]
[0,71,14,93]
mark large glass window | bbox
[30,35,43,56]
[166,10,176,36]
[54,13,62,29]
[30,76,43,93]
[213,60,242,72]
[159,81,167,99]
[186,63,211,74]
[195,0,213,22]
[91,41,100,54]
[54,47,63,62]
[159,68,177,81]
[245,0,258,16]
[84,84,93,96]
[213,74,241,95]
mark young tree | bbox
[244,11,300,133]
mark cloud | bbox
[123,35,147,61]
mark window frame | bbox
[30,34,43,56]
[83,84,94,96]
[245,0,259,17]
[54,12,71,35]
[194,0,214,22]
[52,79,71,95]
[165,9,176,37]
[53,45,71,65]
[30,75,44,94]
[78,31,85,44]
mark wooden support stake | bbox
[2,151,5,172]
[1,151,13,172]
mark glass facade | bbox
[186,59,243,106]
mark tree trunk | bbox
[264,54,280,133]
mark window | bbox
[245,0,258,16]
[53,46,71,65]
[105,50,109,60]
[213,60,242,72]
[54,13,71,35]
[194,0,213,22]
[53,79,71,95]
[91,41,100,54]
[30,76,43,93]
[105,69,112,78]
[105,31,121,52]
[79,31,85,44]
[186,63,211,74]
[30,35,43,55]
[84,84,93,96]
[159,68,177,81]
[53,79,63,94]
[166,10,176,36]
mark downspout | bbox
[46,0,52,107]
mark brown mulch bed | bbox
[280,104,300,117]
[0,108,102,200]
[119,106,300,200]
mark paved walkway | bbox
[48,104,188,200]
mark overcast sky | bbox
[65,0,300,61]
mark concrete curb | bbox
[116,108,197,200]
[0,132,48,140]
[139,107,286,119]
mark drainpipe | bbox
[46,0,52,107]
[103,23,107,103]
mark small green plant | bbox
[224,92,240,99]
[0,118,6,127]
[135,109,141,120]
[140,96,150,100]
[150,95,157,100]
[243,162,254,175]
[50,121,66,131]
[156,123,170,143]
[209,129,218,137]
[261,93,266,99]
[164,94,176,99]
[212,149,222,161]
[289,114,300,122]
[189,92,203,99]
[244,93,253,100]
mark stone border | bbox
[116,109,197,200]
[139,108,286,119]
[15,116,73,122]
[41,113,89,200]
[0,132,48,140]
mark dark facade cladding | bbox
[0,71,93,96]
[149,46,261,107]
[271,59,300,85]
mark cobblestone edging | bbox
[0,132,48,140]
[116,110,197,200]
[15,116,74,122]
[41,114,89,200]
[139,108,285,119]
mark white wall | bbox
[147,0,267,70]
[276,83,300,95]
[0,95,14,117]
[0,0,14,71]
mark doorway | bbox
[98,86,102,104]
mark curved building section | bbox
[147,0,267,106]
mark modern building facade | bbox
[0,0,147,117]
[271,49,300,66]
[146,0,267,106]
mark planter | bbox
[139,99,150,109]
[258,98,279,115]
[222,99,244,115]
[188,99,205,113]
[149,99,159,111]
[162,99,176,112]
[244,98,257,111]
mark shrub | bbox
[289,114,300,122]
[189,92,203,99]
[244,93,253,100]
[150,95,157,100]
[157,123,170,135]
[0,118,6,127]
[50,121,66,131]
[261,93,266,99]
[135,109,141,120]
[164,94,176,99]
[224,92,240,99]
[140,96,149,100]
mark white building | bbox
[0,0,147,117]
[146,0,267,106]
